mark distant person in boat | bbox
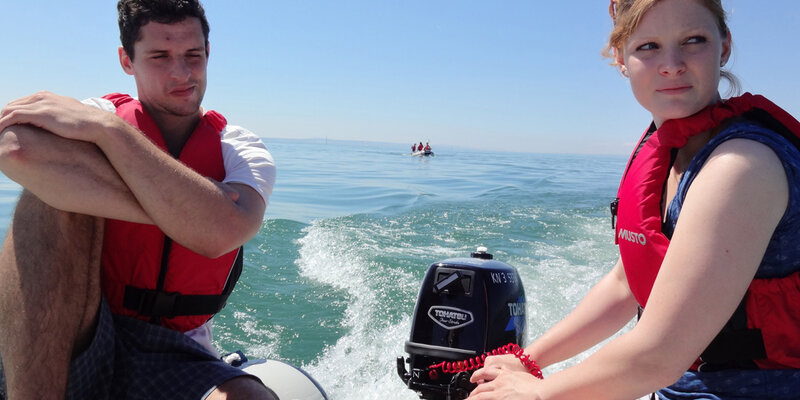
[0,1,277,399]
[424,142,431,151]
[418,141,424,151]
[470,0,800,399]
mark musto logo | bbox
[428,306,474,330]
[618,229,647,245]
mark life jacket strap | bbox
[698,330,765,371]
[123,287,227,317]
[121,246,244,319]
[697,296,766,370]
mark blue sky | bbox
[1,1,798,154]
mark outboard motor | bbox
[397,247,526,399]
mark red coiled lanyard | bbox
[428,343,543,379]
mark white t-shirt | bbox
[84,97,275,355]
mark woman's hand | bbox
[471,354,530,382]
[468,367,543,400]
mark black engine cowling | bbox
[397,248,526,399]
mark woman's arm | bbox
[476,258,638,375]
[528,258,639,368]
[471,138,789,399]
[476,256,638,376]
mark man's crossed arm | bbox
[0,92,265,257]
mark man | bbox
[0,0,277,398]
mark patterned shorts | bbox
[1,299,252,400]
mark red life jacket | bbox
[613,93,800,370]
[100,93,243,333]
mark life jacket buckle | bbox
[610,198,619,229]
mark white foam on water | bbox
[304,316,419,399]
[294,219,422,398]
[228,310,282,359]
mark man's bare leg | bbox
[0,190,103,399]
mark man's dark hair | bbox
[117,0,210,60]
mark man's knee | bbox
[207,376,278,400]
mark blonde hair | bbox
[604,0,740,94]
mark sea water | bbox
[0,138,630,398]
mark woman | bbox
[468,0,800,399]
